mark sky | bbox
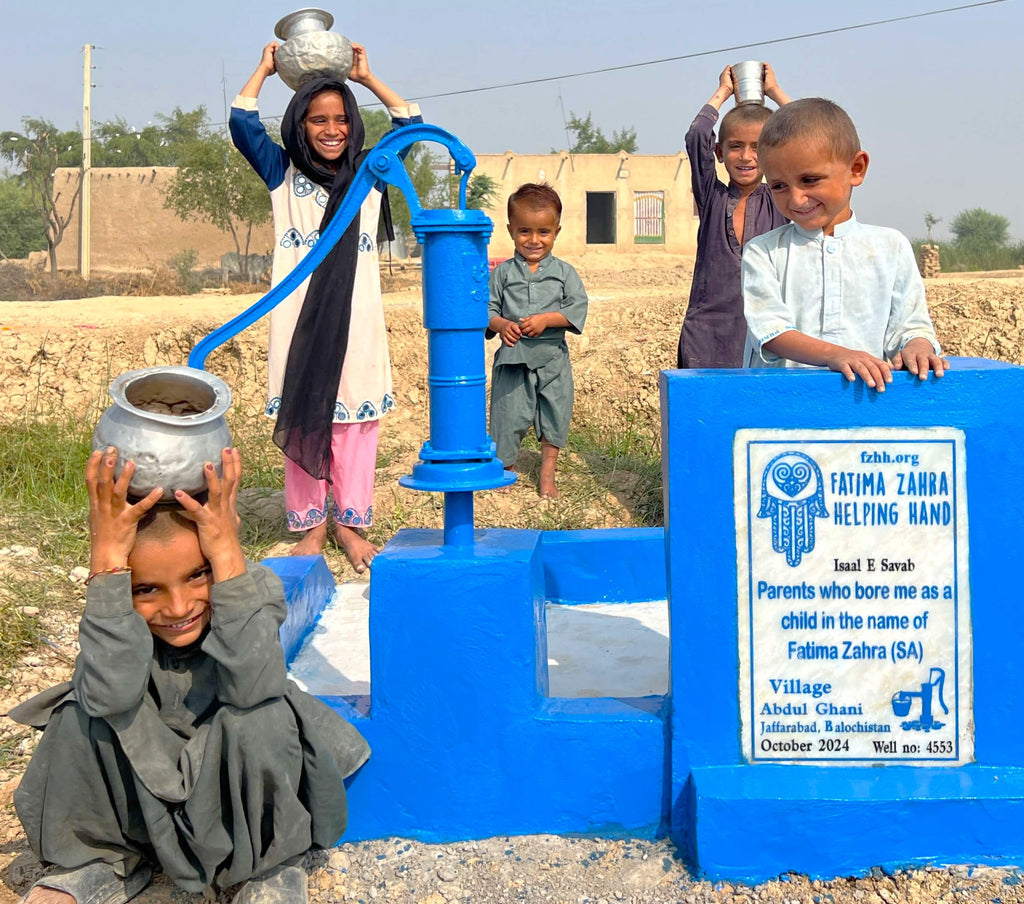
[1,0,1021,242]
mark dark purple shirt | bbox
[677,104,787,368]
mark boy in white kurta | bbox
[742,97,947,389]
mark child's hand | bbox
[893,338,950,379]
[349,42,372,85]
[175,448,246,584]
[87,448,163,573]
[498,318,523,347]
[259,42,279,77]
[519,314,550,338]
[719,66,734,94]
[763,62,790,105]
[824,349,894,392]
[708,66,734,107]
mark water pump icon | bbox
[891,667,948,731]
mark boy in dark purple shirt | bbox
[677,64,790,368]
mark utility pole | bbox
[80,44,93,279]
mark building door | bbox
[633,191,665,244]
[586,192,616,245]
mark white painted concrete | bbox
[288,583,670,699]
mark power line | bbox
[69,0,1010,136]
[403,0,1010,102]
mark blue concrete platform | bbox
[263,359,1024,883]
[690,764,1024,881]
[663,359,1024,881]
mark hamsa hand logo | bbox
[758,451,828,567]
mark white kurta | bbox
[264,170,394,423]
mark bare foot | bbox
[333,524,378,574]
[23,887,76,904]
[290,522,328,556]
[538,441,560,499]
[498,464,516,494]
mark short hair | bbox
[718,104,772,144]
[507,183,562,221]
[136,504,199,539]
[758,97,861,161]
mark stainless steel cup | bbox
[732,61,765,106]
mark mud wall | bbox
[53,167,276,272]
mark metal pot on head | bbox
[92,366,233,501]
[274,8,353,91]
[732,60,765,106]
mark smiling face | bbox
[507,202,561,269]
[303,90,350,166]
[129,520,212,648]
[759,139,869,236]
[715,120,766,191]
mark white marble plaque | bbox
[735,428,973,764]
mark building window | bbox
[586,192,616,245]
[634,191,665,244]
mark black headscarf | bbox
[274,77,393,480]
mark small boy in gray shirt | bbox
[487,183,588,498]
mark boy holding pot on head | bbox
[741,97,947,387]
[677,63,790,369]
[11,447,368,904]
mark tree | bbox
[465,173,500,211]
[434,172,501,213]
[923,212,942,243]
[0,174,46,259]
[560,112,638,154]
[950,208,1010,251]
[92,107,211,167]
[162,129,271,280]
[0,118,82,281]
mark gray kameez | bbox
[487,252,588,467]
[10,565,369,894]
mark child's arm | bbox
[520,311,571,337]
[230,43,289,189]
[685,68,732,214]
[488,264,522,346]
[763,63,791,106]
[74,449,164,717]
[707,66,734,112]
[884,235,949,379]
[763,332,894,391]
[349,43,412,112]
[176,449,288,708]
[239,41,279,101]
[521,266,589,337]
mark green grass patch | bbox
[569,413,663,527]
[0,418,95,567]
[913,239,1024,273]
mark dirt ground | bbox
[0,257,1023,902]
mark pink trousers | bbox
[284,421,379,531]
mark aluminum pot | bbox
[92,366,233,501]
[274,8,353,91]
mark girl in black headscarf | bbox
[231,42,421,572]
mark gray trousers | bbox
[489,357,574,468]
[16,694,353,893]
